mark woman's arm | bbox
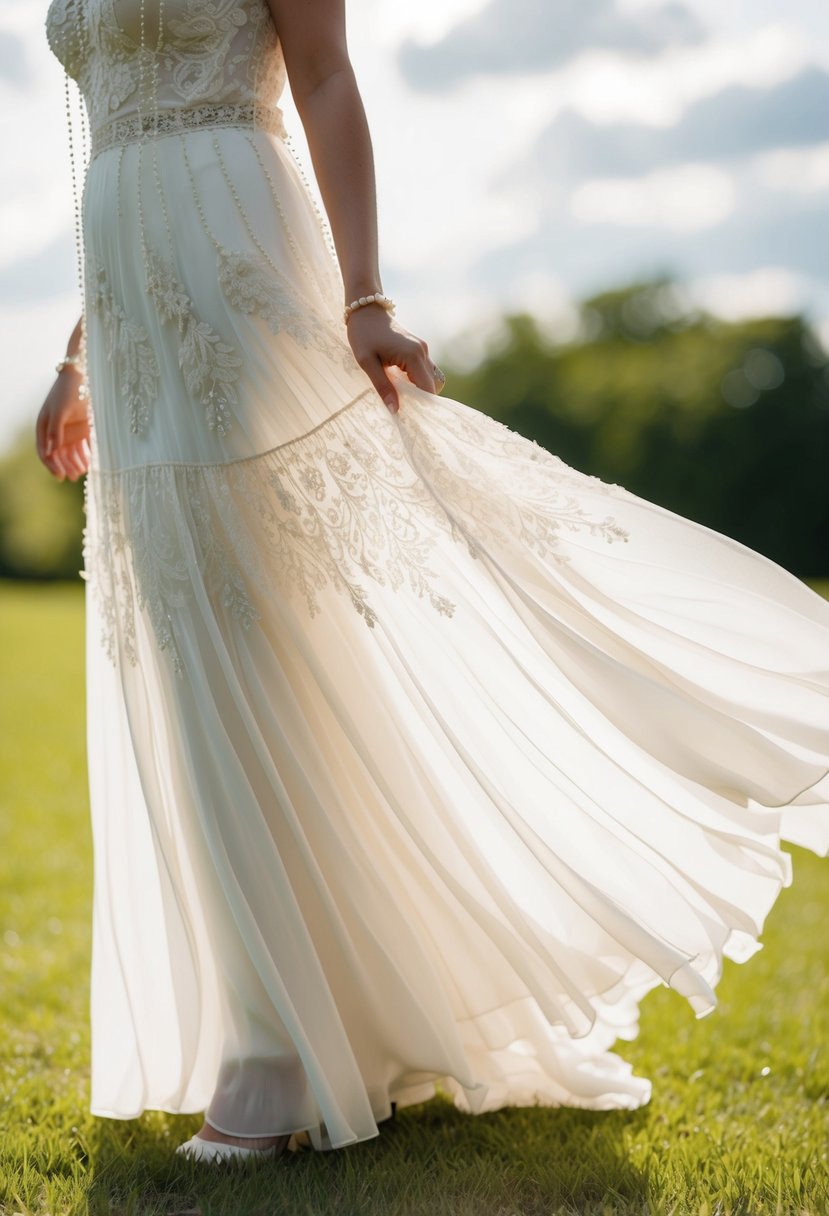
[265,0,438,413]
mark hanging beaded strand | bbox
[77,2,89,184]
[135,0,167,289]
[130,1,344,319]
[63,0,91,395]
[242,132,335,299]
[178,129,300,303]
[212,136,293,279]
[133,0,241,439]
[187,135,357,356]
[283,131,339,268]
[148,0,173,258]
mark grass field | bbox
[1,580,827,1216]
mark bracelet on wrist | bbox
[55,353,81,375]
[343,292,396,325]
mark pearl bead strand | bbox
[243,132,316,286]
[135,0,170,282]
[343,294,396,325]
[284,131,339,267]
[62,0,90,394]
[148,0,173,256]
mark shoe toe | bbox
[175,1135,277,1164]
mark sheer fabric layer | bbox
[84,359,829,1149]
[65,13,829,1154]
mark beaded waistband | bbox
[90,101,287,158]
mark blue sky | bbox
[1,0,829,448]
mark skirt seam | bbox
[90,387,375,476]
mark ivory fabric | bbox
[47,0,829,1151]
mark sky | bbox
[1,0,829,450]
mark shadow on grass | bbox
[82,1094,652,1216]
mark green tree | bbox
[0,424,85,580]
[444,279,829,577]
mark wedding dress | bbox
[45,0,829,1152]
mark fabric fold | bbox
[84,373,829,1149]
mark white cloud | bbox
[0,189,74,271]
[0,291,82,441]
[357,0,487,48]
[556,23,813,127]
[500,271,583,341]
[398,271,580,370]
[756,141,829,192]
[399,0,706,92]
[570,163,736,230]
[686,267,812,320]
[0,4,81,276]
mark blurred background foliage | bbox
[0,429,85,581]
[2,276,828,581]
[445,278,829,578]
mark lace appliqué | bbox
[46,0,288,158]
[90,100,287,158]
[85,245,352,442]
[398,400,630,570]
[145,250,243,436]
[84,390,458,674]
[44,0,87,86]
[230,396,460,629]
[83,392,631,678]
[85,254,160,436]
[85,467,261,675]
[216,249,354,371]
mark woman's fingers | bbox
[35,410,50,463]
[402,344,437,395]
[63,441,88,478]
[363,355,399,413]
[347,310,444,410]
[42,442,86,481]
[35,372,91,478]
[48,449,71,480]
[48,411,67,457]
[36,417,65,477]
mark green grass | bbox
[1,579,827,1216]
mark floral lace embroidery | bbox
[145,250,243,437]
[86,243,356,441]
[84,390,459,674]
[85,254,160,436]
[397,402,629,569]
[83,391,630,677]
[45,0,287,158]
[216,249,354,370]
[90,100,287,157]
[44,0,88,89]
[85,466,261,674]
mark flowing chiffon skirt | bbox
[80,123,829,1150]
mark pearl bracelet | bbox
[343,292,395,325]
[55,353,81,374]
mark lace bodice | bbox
[45,0,287,154]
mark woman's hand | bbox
[35,369,91,481]
[346,305,444,414]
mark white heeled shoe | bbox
[175,1132,291,1164]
